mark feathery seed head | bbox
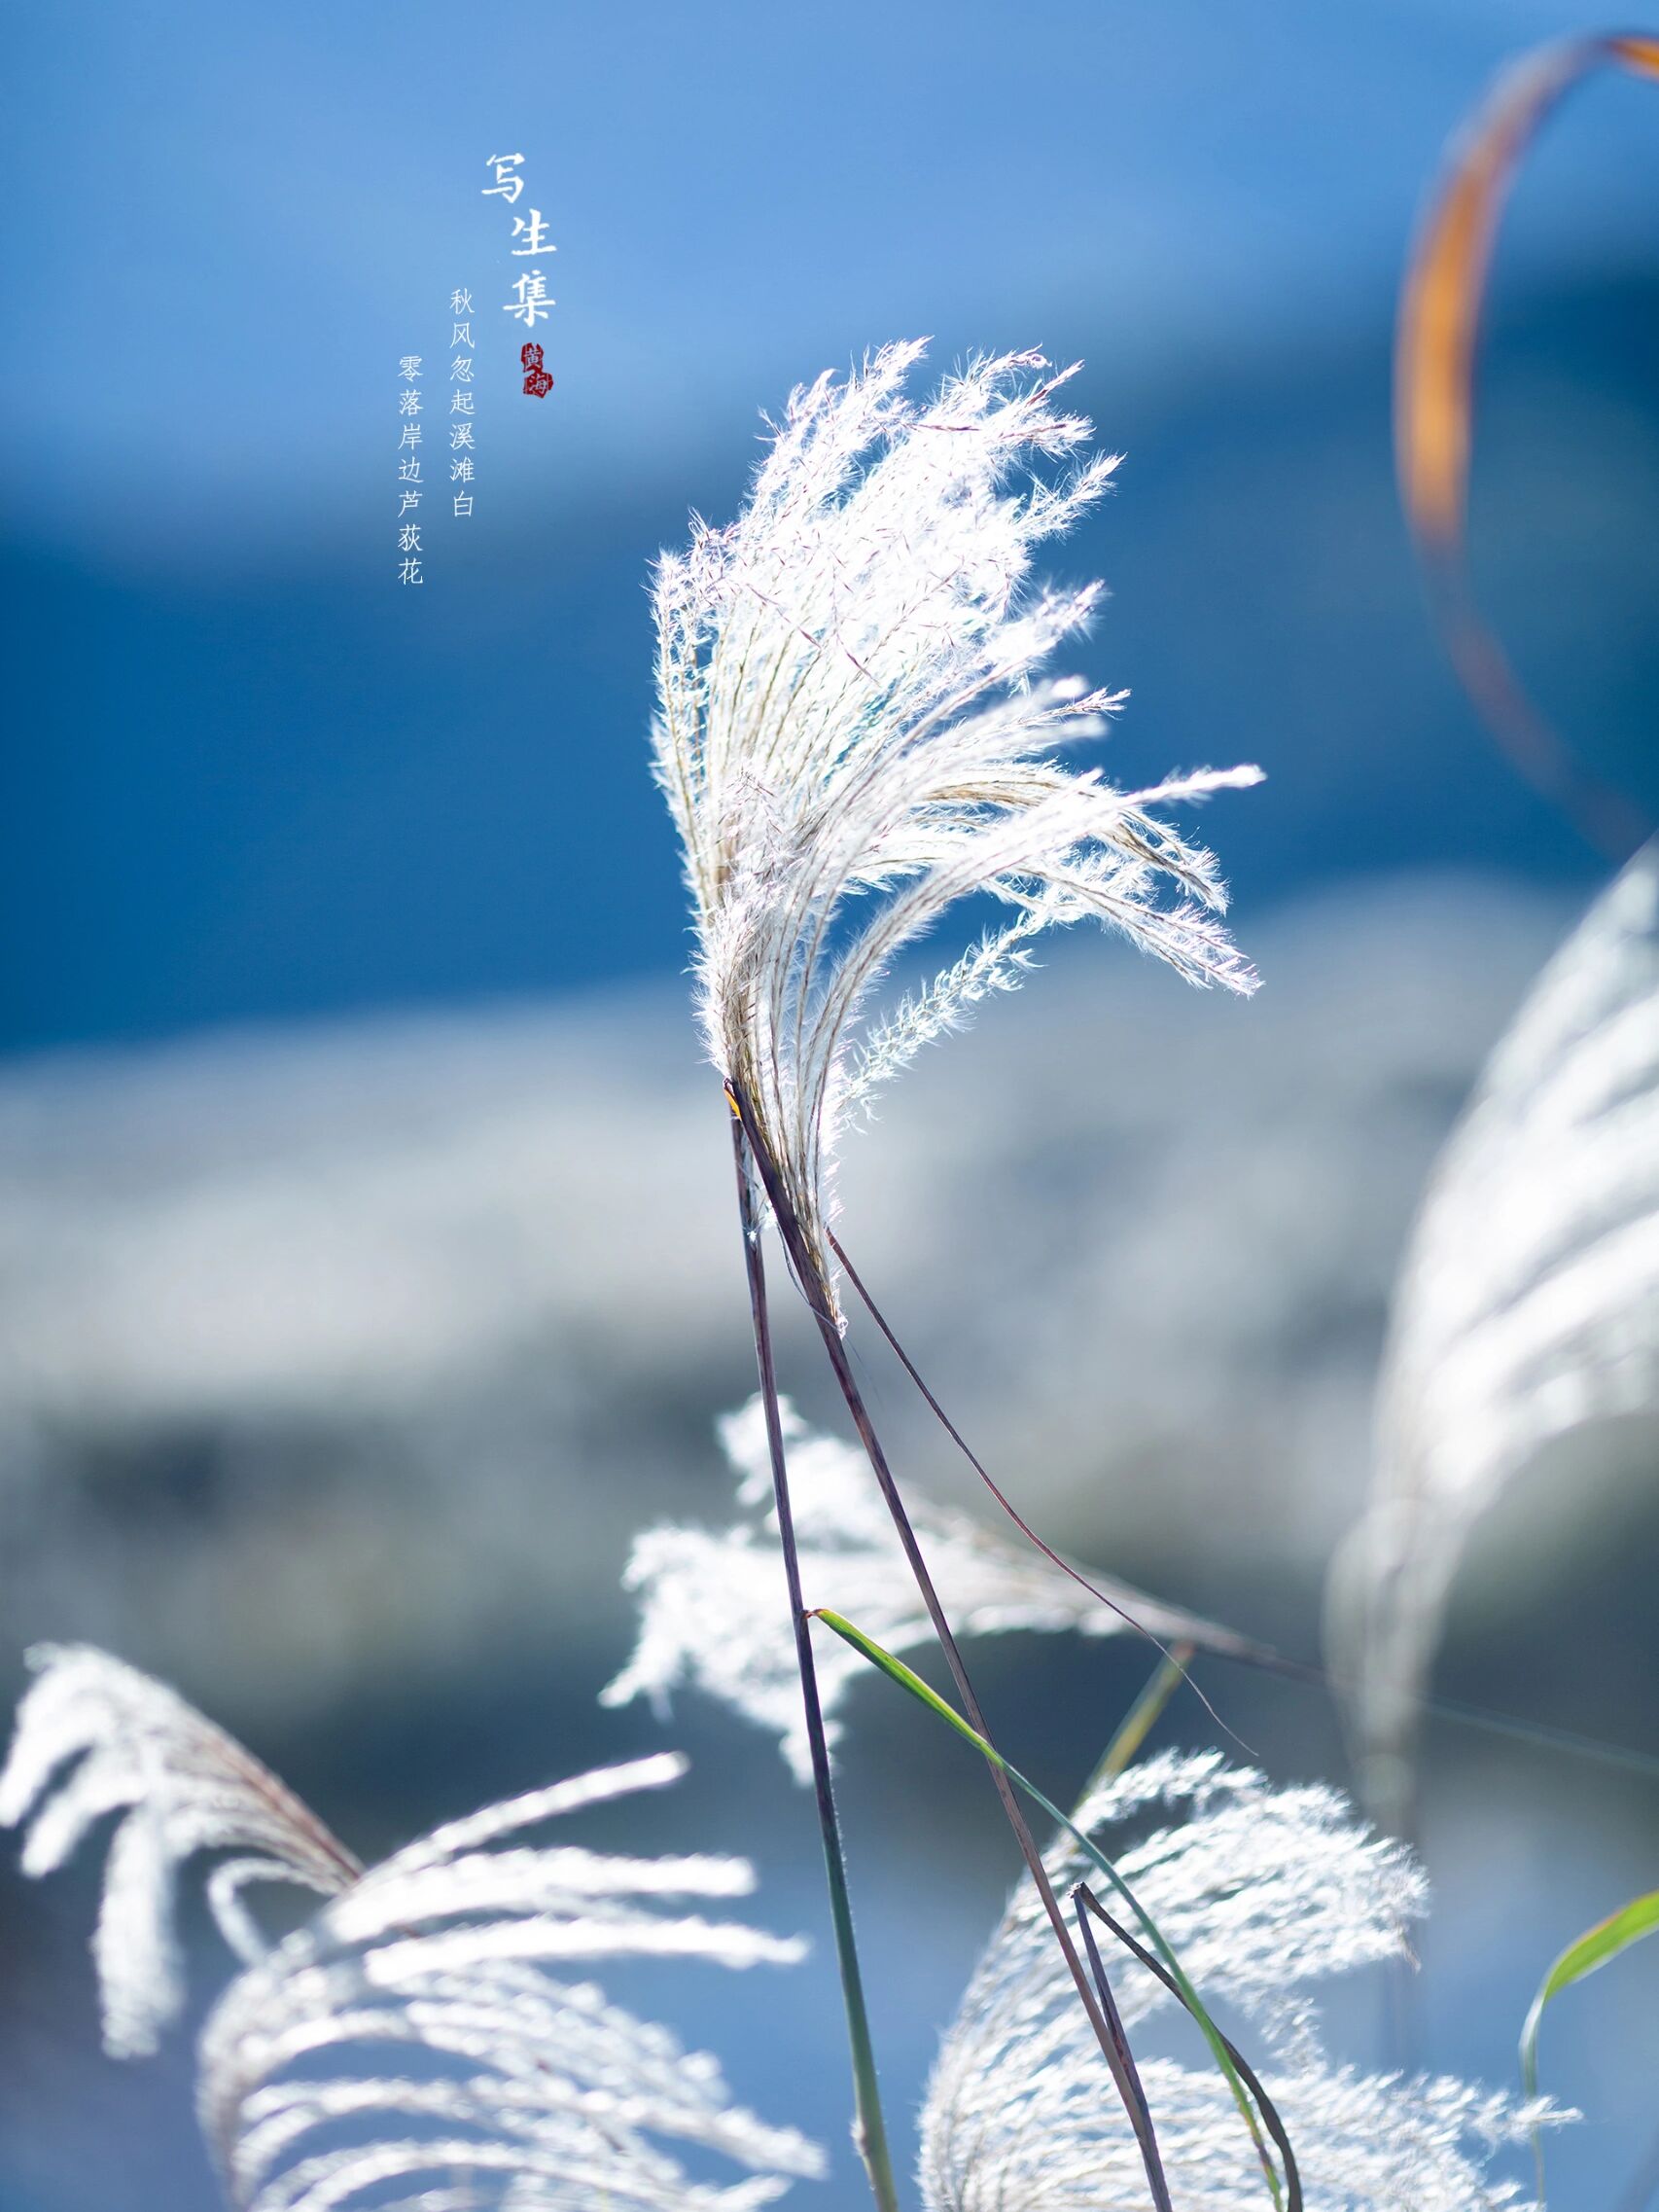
[921,1752,1562,2212]
[3,1647,823,2212]
[0,1643,361,2058]
[200,1757,822,2212]
[603,1396,1245,1784]
[653,341,1260,1303]
[1330,837,1659,1812]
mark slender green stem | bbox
[729,1116,900,2212]
[1084,1643,1195,1799]
[813,1604,1288,2212]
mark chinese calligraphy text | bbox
[484,152,558,377]
[396,354,424,584]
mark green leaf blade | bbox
[1521,1886,1659,2100]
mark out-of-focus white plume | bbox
[3,1649,823,2212]
[1330,837,1659,1806]
[920,1752,1558,2211]
[0,1643,361,2057]
[652,340,1259,1300]
[602,1396,1257,1784]
[199,1754,823,2212]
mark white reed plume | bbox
[1329,837,1659,1803]
[921,1751,1559,2212]
[603,1396,1256,1784]
[200,1759,822,2212]
[652,339,1260,1300]
[0,1642,362,2057]
[3,1647,823,2212]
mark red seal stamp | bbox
[520,341,554,398]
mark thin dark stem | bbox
[830,1229,1275,1745]
[1072,1891,1174,2212]
[728,1114,900,2212]
[727,1083,1127,2093]
[1075,1884,1302,2212]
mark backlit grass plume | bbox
[604,1395,1264,1783]
[921,1751,1556,2212]
[1330,836,1659,1817]
[652,339,1260,1302]
[2,1646,822,2212]
[0,1643,362,2059]
[653,339,1266,2211]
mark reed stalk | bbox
[727,1082,1131,2095]
[729,1111,900,2212]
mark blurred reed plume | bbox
[0,1644,362,2060]
[605,1394,1264,1784]
[1,1646,822,2212]
[1351,15,1659,1812]
[1331,836,1659,1814]
[1349,29,1659,2162]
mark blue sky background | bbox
[6,0,1659,1049]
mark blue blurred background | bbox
[3,2,1658,2206]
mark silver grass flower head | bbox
[602,1395,1253,1784]
[200,1756,822,2212]
[921,1751,1562,2212]
[1329,835,1659,1813]
[652,340,1261,1302]
[0,1642,362,2057]
[2,1646,823,2212]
